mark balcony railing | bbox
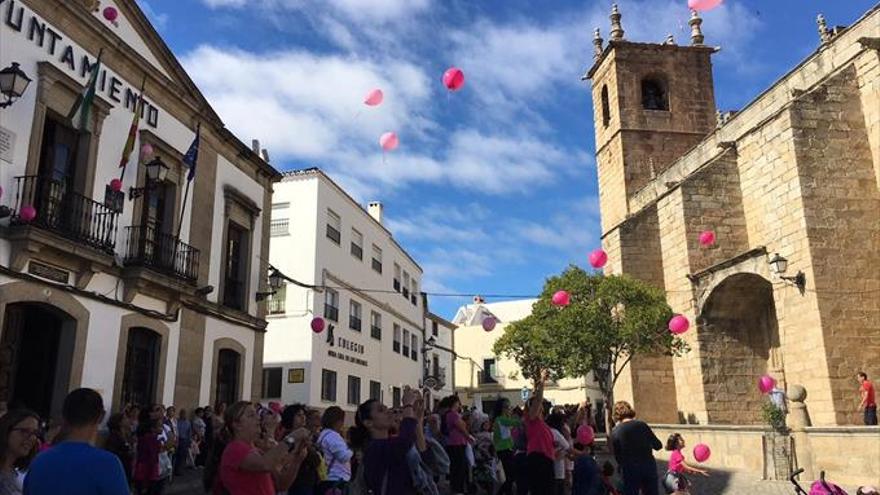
[123,225,200,281]
[324,304,339,321]
[349,316,361,331]
[478,371,498,385]
[10,175,119,253]
[267,296,286,315]
[270,218,289,237]
[371,325,382,340]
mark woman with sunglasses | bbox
[0,410,40,495]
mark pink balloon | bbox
[140,143,154,160]
[699,230,716,247]
[668,314,690,334]
[379,132,399,151]
[589,248,608,269]
[442,67,465,91]
[688,0,723,12]
[19,204,36,222]
[103,6,118,21]
[110,178,123,192]
[364,89,384,106]
[551,290,570,307]
[758,375,776,394]
[693,443,711,463]
[576,425,595,446]
[482,317,496,332]
[310,317,325,334]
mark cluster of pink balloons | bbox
[311,317,325,334]
[688,0,722,12]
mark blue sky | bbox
[138,0,876,319]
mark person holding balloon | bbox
[662,433,708,494]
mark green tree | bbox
[493,265,687,434]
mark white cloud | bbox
[199,0,429,24]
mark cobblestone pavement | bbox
[166,466,859,495]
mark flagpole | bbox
[120,75,147,183]
[176,122,200,239]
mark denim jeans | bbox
[620,460,659,495]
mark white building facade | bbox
[262,169,424,415]
[424,312,456,406]
[0,0,278,419]
[453,298,604,414]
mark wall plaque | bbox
[28,261,70,284]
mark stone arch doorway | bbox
[698,273,782,424]
[0,302,79,419]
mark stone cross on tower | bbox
[610,4,625,40]
[593,28,604,61]
[689,10,705,45]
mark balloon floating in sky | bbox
[379,132,399,151]
[310,317,325,334]
[442,67,465,92]
[102,6,119,24]
[551,290,571,307]
[589,248,608,269]
[110,179,123,192]
[688,0,723,12]
[758,374,776,394]
[693,443,711,463]
[482,317,497,332]
[668,314,690,334]
[699,230,716,247]
[364,89,384,106]
[140,143,154,161]
[19,205,36,223]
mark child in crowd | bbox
[663,433,708,494]
[571,425,606,495]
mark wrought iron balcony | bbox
[267,296,286,315]
[324,304,339,322]
[122,225,200,281]
[9,175,119,253]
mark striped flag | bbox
[68,49,103,132]
[183,123,200,181]
[119,76,146,169]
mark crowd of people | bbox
[2,373,877,495]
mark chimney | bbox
[251,139,261,154]
[260,148,270,163]
[368,202,384,224]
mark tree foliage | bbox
[493,265,688,429]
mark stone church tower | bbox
[584,3,880,431]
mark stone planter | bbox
[762,431,794,481]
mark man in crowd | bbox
[24,388,129,494]
[858,371,876,426]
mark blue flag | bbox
[183,124,200,181]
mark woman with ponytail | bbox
[204,401,307,495]
[350,387,425,494]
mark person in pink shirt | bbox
[662,433,708,494]
[214,401,307,495]
[443,396,472,495]
[524,369,555,495]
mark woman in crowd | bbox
[609,401,662,495]
[0,410,40,495]
[213,401,307,495]
[524,370,556,495]
[442,395,471,495]
[350,387,425,494]
[279,405,320,495]
[547,412,571,495]
[104,412,134,486]
[174,408,192,476]
[492,398,520,495]
[315,406,353,495]
[134,407,165,495]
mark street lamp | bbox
[129,156,170,199]
[769,253,806,294]
[256,266,285,301]
[0,63,32,108]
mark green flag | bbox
[68,49,103,132]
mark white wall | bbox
[262,173,424,411]
[199,317,257,405]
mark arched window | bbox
[216,349,241,406]
[641,77,669,111]
[601,85,611,127]
[121,327,161,407]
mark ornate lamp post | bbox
[0,63,32,108]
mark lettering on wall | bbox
[2,0,161,128]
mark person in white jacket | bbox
[316,406,353,494]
